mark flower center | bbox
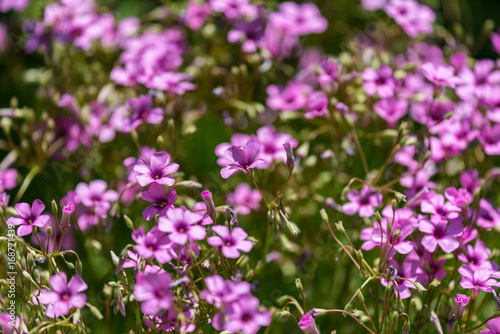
[61,294,70,301]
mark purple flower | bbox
[479,123,500,155]
[298,312,320,334]
[125,95,164,129]
[380,260,424,299]
[458,240,497,271]
[184,1,210,30]
[482,318,500,334]
[360,217,414,259]
[209,0,255,21]
[0,0,29,12]
[200,275,251,308]
[305,91,329,119]
[342,186,383,217]
[208,225,253,258]
[224,296,271,334]
[220,141,265,179]
[37,272,87,318]
[460,169,481,196]
[215,133,252,167]
[134,272,173,315]
[132,226,172,264]
[158,207,206,245]
[374,98,408,127]
[476,199,500,230]
[454,294,470,319]
[362,0,387,11]
[268,2,327,36]
[266,82,312,111]
[361,65,396,98]
[74,180,118,229]
[227,6,265,53]
[385,0,435,37]
[140,184,178,220]
[7,200,50,237]
[145,309,196,332]
[201,190,217,221]
[459,266,500,296]
[134,152,179,187]
[255,126,298,167]
[419,216,462,253]
[227,183,261,215]
[456,60,500,102]
[420,61,461,89]
[420,193,462,221]
[0,168,17,192]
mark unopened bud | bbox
[46,226,52,237]
[295,278,303,292]
[123,215,134,231]
[201,190,217,222]
[402,320,410,334]
[283,141,295,171]
[356,289,364,303]
[51,200,58,215]
[60,203,74,232]
[396,298,405,312]
[335,221,346,234]
[319,209,329,222]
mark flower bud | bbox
[402,320,410,334]
[123,214,134,231]
[319,208,329,222]
[60,203,74,232]
[298,312,319,334]
[335,221,345,234]
[283,141,295,171]
[295,278,303,292]
[201,190,217,222]
[454,294,470,319]
[356,289,364,303]
[51,200,58,215]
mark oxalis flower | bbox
[140,183,178,220]
[134,151,179,187]
[36,272,88,318]
[7,199,50,237]
[207,225,253,258]
[482,318,500,334]
[158,207,206,245]
[133,272,173,316]
[220,141,265,179]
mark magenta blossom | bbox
[134,272,173,316]
[36,272,87,318]
[220,141,265,179]
[200,275,251,308]
[134,151,179,187]
[374,98,408,127]
[268,2,327,36]
[361,65,396,98]
[254,126,298,167]
[454,294,470,319]
[74,179,118,230]
[420,193,462,221]
[342,186,382,217]
[125,95,164,129]
[184,1,210,30]
[420,61,461,89]
[419,216,462,253]
[132,226,172,264]
[266,82,312,111]
[0,168,17,192]
[224,296,271,334]
[227,183,262,215]
[298,312,320,334]
[360,217,414,259]
[380,260,424,299]
[7,199,50,237]
[459,266,500,296]
[482,318,500,334]
[208,225,253,258]
[158,207,206,245]
[458,240,497,271]
[140,184,178,220]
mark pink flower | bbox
[419,216,462,253]
[208,225,253,258]
[133,272,173,316]
[342,186,383,217]
[132,226,172,264]
[268,2,327,36]
[158,207,206,245]
[224,296,271,334]
[266,82,312,111]
[481,318,500,334]
[133,152,179,187]
[385,0,435,37]
[298,312,320,334]
[7,199,50,237]
[140,184,178,220]
[125,95,164,129]
[420,193,462,221]
[184,1,210,30]
[374,98,408,127]
[227,183,261,215]
[459,266,500,296]
[361,65,396,98]
[37,272,87,318]
[0,168,17,192]
[220,141,265,179]
[458,240,498,271]
[420,61,461,89]
[454,294,470,319]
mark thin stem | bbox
[351,128,369,176]
[323,219,361,272]
[322,309,376,334]
[14,165,41,203]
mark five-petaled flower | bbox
[207,225,253,258]
[7,199,50,237]
[220,141,265,179]
[134,151,179,187]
